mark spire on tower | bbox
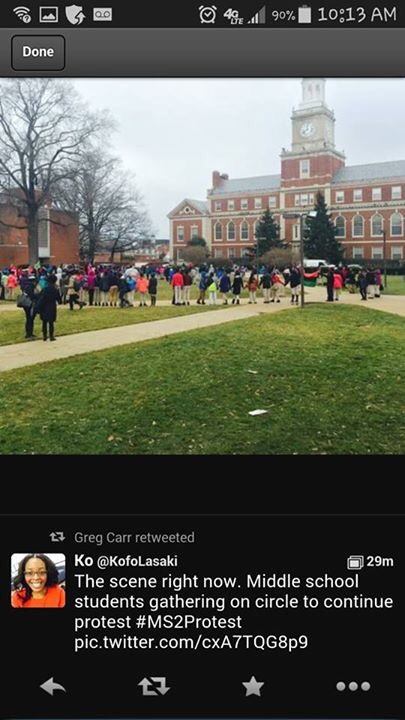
[299,79,326,109]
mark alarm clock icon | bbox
[199,5,217,23]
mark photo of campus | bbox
[170,78,405,265]
[0,77,405,455]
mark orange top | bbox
[11,584,66,608]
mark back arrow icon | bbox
[40,677,66,696]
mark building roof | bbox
[167,198,209,218]
[332,160,405,184]
[170,159,405,219]
[210,174,281,195]
[184,198,209,214]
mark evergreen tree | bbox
[255,209,281,256]
[303,192,343,264]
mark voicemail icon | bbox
[93,7,112,21]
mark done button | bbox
[12,35,65,71]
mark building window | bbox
[254,197,262,209]
[391,186,402,200]
[371,247,383,260]
[371,214,383,237]
[215,222,222,241]
[390,212,403,236]
[372,187,382,201]
[214,248,223,258]
[335,190,344,203]
[300,159,310,178]
[227,222,235,241]
[295,192,313,207]
[391,246,403,260]
[352,246,364,259]
[241,199,248,210]
[240,221,249,240]
[215,201,222,211]
[335,216,345,237]
[191,225,198,239]
[176,226,184,242]
[255,221,261,237]
[352,215,364,237]
[228,247,236,259]
[268,196,277,208]
[228,200,235,211]
[353,189,363,202]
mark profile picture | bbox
[11,553,66,608]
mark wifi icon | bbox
[13,6,32,23]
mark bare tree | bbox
[54,147,152,263]
[105,203,152,263]
[0,78,111,264]
[181,246,209,265]
[260,248,293,268]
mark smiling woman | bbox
[11,553,66,608]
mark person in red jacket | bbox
[11,553,65,608]
[171,268,184,305]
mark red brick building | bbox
[169,79,405,264]
[0,194,79,266]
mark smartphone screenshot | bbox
[0,2,404,717]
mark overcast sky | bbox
[72,79,405,238]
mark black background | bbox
[0,511,402,720]
[0,0,404,28]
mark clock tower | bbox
[280,78,345,189]
[291,79,337,152]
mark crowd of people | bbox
[0,260,386,342]
[1,261,300,308]
[323,265,384,302]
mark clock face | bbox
[300,122,315,138]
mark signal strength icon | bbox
[13,5,32,22]
[248,5,265,23]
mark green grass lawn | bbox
[1,304,404,455]
[0,304,222,346]
[379,275,405,295]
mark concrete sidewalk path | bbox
[307,285,405,317]
[1,288,405,373]
[0,301,291,373]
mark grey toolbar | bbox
[1,28,405,76]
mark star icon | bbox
[242,675,264,696]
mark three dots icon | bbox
[336,681,371,692]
